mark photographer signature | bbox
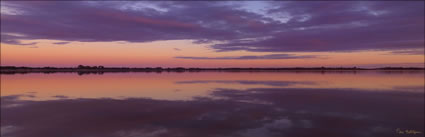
[396,128,422,135]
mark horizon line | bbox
[1,65,424,70]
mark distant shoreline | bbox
[1,66,424,75]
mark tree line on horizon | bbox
[1,65,424,70]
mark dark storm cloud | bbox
[1,1,423,52]
[175,54,320,60]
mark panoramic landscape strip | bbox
[2,65,424,74]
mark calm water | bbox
[1,71,424,137]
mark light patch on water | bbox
[115,128,168,137]
[1,126,19,137]
[239,118,292,137]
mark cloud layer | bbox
[1,1,424,52]
[175,54,320,60]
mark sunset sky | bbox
[1,1,424,68]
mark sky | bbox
[1,1,424,68]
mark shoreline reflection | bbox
[1,71,423,101]
[1,71,424,137]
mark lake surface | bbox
[1,71,424,137]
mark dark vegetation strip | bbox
[1,65,424,75]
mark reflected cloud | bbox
[1,88,423,137]
[239,118,292,137]
[53,95,69,99]
[115,128,168,137]
[2,72,423,101]
[1,125,19,137]
[176,80,316,87]
[392,86,425,92]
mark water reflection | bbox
[2,71,423,100]
[1,71,424,137]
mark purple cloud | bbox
[175,54,321,60]
[212,1,424,52]
[388,49,425,55]
[1,34,38,45]
[53,42,71,45]
[1,1,423,52]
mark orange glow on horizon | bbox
[1,40,424,68]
